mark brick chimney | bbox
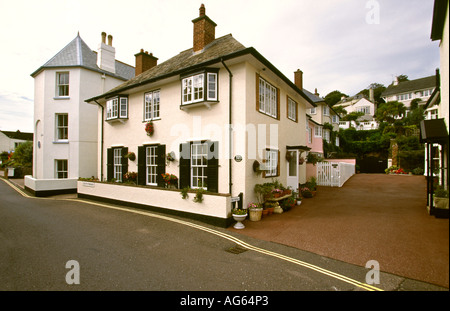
[192,4,217,53]
[97,32,116,74]
[134,49,158,76]
[294,69,303,90]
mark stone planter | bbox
[249,208,263,221]
[232,214,247,229]
[434,197,449,209]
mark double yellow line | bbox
[2,178,382,291]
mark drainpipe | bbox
[221,58,233,195]
[94,100,104,181]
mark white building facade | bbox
[25,33,134,196]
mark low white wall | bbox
[78,181,232,219]
[25,175,78,191]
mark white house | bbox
[0,130,33,153]
[25,33,134,196]
[381,74,437,115]
[81,4,316,227]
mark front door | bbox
[287,150,299,192]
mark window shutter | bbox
[276,87,280,120]
[121,147,128,180]
[156,144,166,187]
[179,143,191,189]
[137,146,146,185]
[277,150,280,177]
[206,141,219,193]
[255,73,260,112]
[107,148,113,181]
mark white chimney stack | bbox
[97,32,116,74]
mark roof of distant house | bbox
[30,34,135,81]
[86,34,315,106]
[1,130,33,141]
[381,75,437,97]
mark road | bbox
[0,178,446,296]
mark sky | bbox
[0,0,440,133]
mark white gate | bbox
[317,162,355,187]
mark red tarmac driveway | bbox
[229,174,449,288]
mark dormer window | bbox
[106,96,128,121]
[181,69,218,106]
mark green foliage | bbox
[193,188,205,203]
[375,101,406,124]
[12,141,33,167]
[434,186,449,198]
[324,90,348,106]
[180,187,190,199]
[341,111,365,122]
[358,83,387,104]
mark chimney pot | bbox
[199,3,205,16]
[101,32,106,44]
[108,34,113,46]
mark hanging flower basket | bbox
[124,152,136,161]
[298,157,305,165]
[145,121,154,136]
[285,151,293,161]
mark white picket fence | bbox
[316,162,355,187]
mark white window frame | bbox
[56,72,69,97]
[288,97,297,121]
[144,90,161,121]
[146,146,158,185]
[55,113,68,141]
[113,148,123,182]
[332,115,339,123]
[55,159,68,179]
[314,125,323,137]
[106,96,128,120]
[182,71,218,105]
[323,105,330,116]
[310,107,316,114]
[265,149,278,177]
[191,142,208,189]
[323,129,331,143]
[259,77,278,118]
[207,73,218,101]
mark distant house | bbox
[334,93,378,130]
[80,5,316,227]
[381,74,437,117]
[0,130,33,153]
[25,33,134,196]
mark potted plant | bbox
[145,121,154,136]
[232,208,248,229]
[162,173,178,189]
[248,202,263,221]
[193,188,205,203]
[301,187,313,198]
[124,152,136,161]
[281,196,295,212]
[123,171,137,184]
[264,202,275,215]
[180,187,190,199]
[434,186,449,209]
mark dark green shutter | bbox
[137,146,146,185]
[179,143,191,189]
[107,148,113,181]
[206,141,219,193]
[121,147,128,181]
[156,145,166,187]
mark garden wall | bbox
[77,181,233,227]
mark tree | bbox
[374,101,406,124]
[397,74,409,82]
[11,141,33,166]
[341,111,365,122]
[358,83,386,104]
[324,90,348,106]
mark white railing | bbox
[316,162,355,187]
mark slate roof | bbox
[1,130,33,141]
[86,34,315,106]
[381,75,437,97]
[31,34,134,81]
[302,89,325,103]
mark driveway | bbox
[228,174,449,288]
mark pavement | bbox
[228,173,449,289]
[6,174,449,289]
